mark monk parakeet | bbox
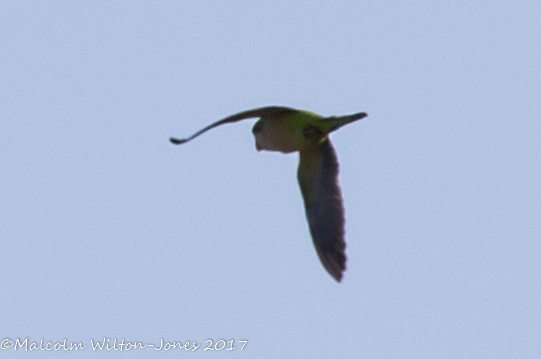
[170,106,367,282]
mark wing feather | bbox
[170,106,296,144]
[297,140,346,282]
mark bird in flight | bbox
[170,106,367,282]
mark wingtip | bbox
[317,245,347,283]
[326,256,346,283]
[170,137,187,145]
[333,271,344,283]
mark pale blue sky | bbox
[1,1,540,358]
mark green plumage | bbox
[170,106,367,282]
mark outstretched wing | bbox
[170,106,296,144]
[297,139,346,282]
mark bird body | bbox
[252,114,303,153]
[171,106,367,282]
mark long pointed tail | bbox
[326,112,368,132]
